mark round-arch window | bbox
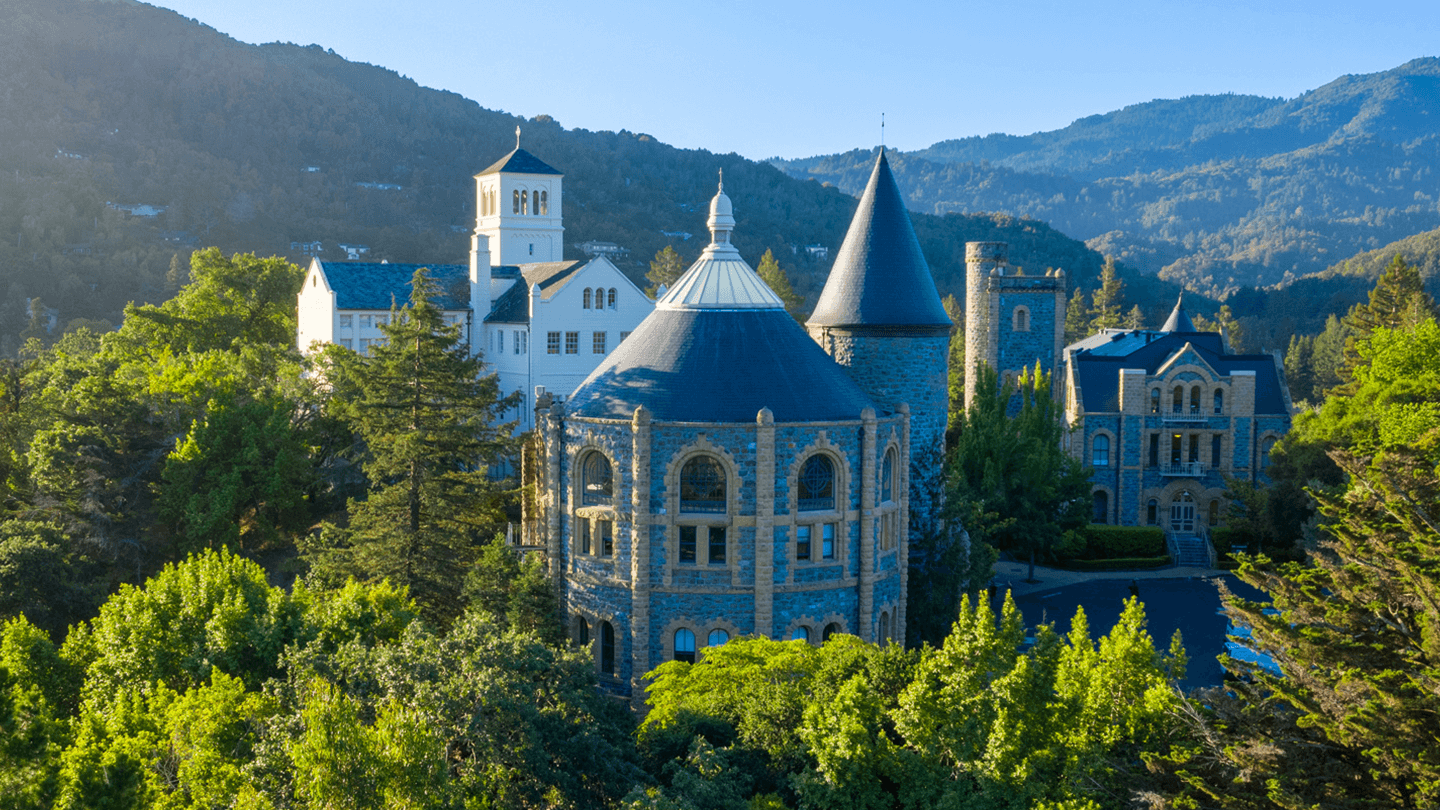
[575,616,589,646]
[1093,490,1109,524]
[680,456,726,513]
[1172,386,1184,413]
[791,626,810,642]
[879,611,891,642]
[880,449,895,503]
[1014,307,1030,331]
[1092,435,1110,466]
[512,189,520,214]
[707,629,729,647]
[822,622,842,641]
[674,628,696,663]
[608,288,617,308]
[1147,498,1158,525]
[1150,388,1161,414]
[798,455,835,511]
[600,621,615,675]
[538,190,548,215]
[581,452,612,506]
[1214,389,1224,414]
[583,288,592,309]
[1190,386,1202,415]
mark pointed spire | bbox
[807,149,950,328]
[1160,292,1196,332]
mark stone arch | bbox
[816,611,849,642]
[659,615,704,663]
[1012,305,1031,332]
[662,435,741,518]
[785,431,852,517]
[783,614,822,645]
[1088,428,1115,468]
[1090,485,1114,524]
[699,617,743,653]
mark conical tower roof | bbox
[1160,294,1197,332]
[807,149,950,329]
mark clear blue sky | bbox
[152,0,1439,160]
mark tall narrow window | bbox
[582,452,612,506]
[1093,491,1109,524]
[674,629,696,663]
[520,190,528,215]
[608,288,617,308]
[1211,435,1222,468]
[1150,388,1161,414]
[1092,435,1110,466]
[575,616,589,647]
[879,611,891,643]
[600,622,615,675]
[823,622,842,641]
[593,332,607,354]
[798,455,835,511]
[583,288,592,309]
[1013,306,1030,332]
[496,331,503,354]
[565,332,579,354]
[1189,433,1200,463]
[1190,386,1202,415]
[1147,498,1158,525]
[680,457,726,513]
[821,523,836,560]
[679,526,697,563]
[1214,389,1224,414]
[708,526,726,565]
[599,520,613,557]
[1148,434,1159,467]
[578,517,591,555]
[538,190,548,215]
[1209,499,1221,527]
[1170,433,1182,465]
[880,449,895,503]
[796,525,811,560]
[547,332,560,354]
[512,189,520,214]
[1172,386,1184,414]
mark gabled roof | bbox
[565,308,880,422]
[317,261,471,311]
[476,147,562,177]
[485,260,586,323]
[1066,329,1290,414]
[807,148,950,329]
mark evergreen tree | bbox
[942,294,965,426]
[1123,304,1145,329]
[1088,257,1124,332]
[1284,333,1315,405]
[1341,254,1439,378]
[646,246,686,297]
[755,249,806,320]
[1063,288,1090,344]
[304,269,517,624]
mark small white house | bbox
[296,145,653,432]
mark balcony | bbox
[1162,410,1210,425]
[1159,461,1206,477]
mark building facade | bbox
[962,241,1067,409]
[296,144,653,431]
[1062,299,1294,537]
[527,153,947,700]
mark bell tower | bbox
[474,127,565,266]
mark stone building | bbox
[1062,298,1293,560]
[962,241,1067,409]
[296,142,652,431]
[526,151,947,699]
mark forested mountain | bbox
[0,0,1180,355]
[774,59,1440,297]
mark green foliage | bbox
[1064,525,1166,560]
[755,249,806,321]
[941,294,965,426]
[1088,257,1124,331]
[648,246,687,296]
[0,520,99,638]
[1063,289,1089,345]
[303,269,517,625]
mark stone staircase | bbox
[1170,532,1212,567]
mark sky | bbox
[151,0,1439,161]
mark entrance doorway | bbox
[1170,491,1195,533]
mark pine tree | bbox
[305,269,517,624]
[755,249,806,320]
[1063,288,1089,344]
[1341,254,1439,378]
[1123,304,1145,329]
[942,294,965,426]
[1088,258,1125,332]
[646,246,686,297]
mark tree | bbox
[303,269,517,624]
[1064,288,1090,344]
[942,294,965,425]
[1123,304,1145,329]
[1088,257,1124,332]
[755,249,806,320]
[1340,253,1439,380]
[945,364,1089,587]
[647,246,687,297]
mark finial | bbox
[718,168,723,193]
[515,125,521,149]
[881,112,885,147]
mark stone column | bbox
[630,406,652,706]
[896,403,911,642]
[859,407,877,641]
[544,400,564,580]
[754,407,776,639]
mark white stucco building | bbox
[297,144,652,431]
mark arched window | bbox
[880,449,895,503]
[791,626,810,642]
[1172,386,1184,413]
[1150,388,1161,414]
[680,456,726,513]
[1092,434,1110,466]
[1190,386,1201,415]
[538,190,548,215]
[512,189,520,214]
[581,451,612,506]
[582,288,592,309]
[1147,498,1158,525]
[490,189,496,215]
[798,455,835,511]
[1092,490,1109,524]
[600,621,615,675]
[674,628,696,663]
[608,288,617,308]
[823,622,842,641]
[1013,306,1030,332]
[520,190,529,215]
[1209,499,1221,526]
[480,190,488,217]
[879,611,891,643]
[1214,389,1224,414]
[575,616,589,647]
[707,629,729,647]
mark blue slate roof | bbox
[1068,329,1289,414]
[486,261,585,323]
[320,262,471,311]
[565,308,880,422]
[1160,296,1197,332]
[807,149,951,329]
[476,147,562,176]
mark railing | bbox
[1162,413,1209,425]
[1164,530,1181,566]
[1197,524,1217,568]
[1160,461,1206,476]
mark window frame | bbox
[547,331,560,354]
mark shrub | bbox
[1061,526,1166,560]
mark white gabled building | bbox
[297,143,652,432]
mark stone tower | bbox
[807,148,951,539]
[962,241,1066,409]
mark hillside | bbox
[0,0,1187,355]
[774,59,1440,297]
